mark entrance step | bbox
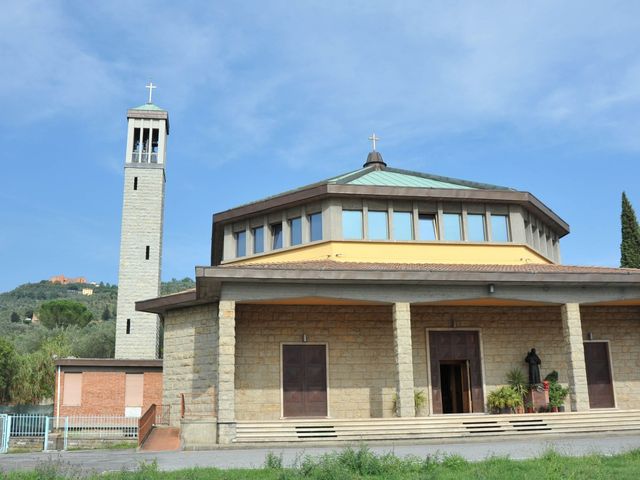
[139,426,180,451]
[235,410,640,443]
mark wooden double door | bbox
[584,341,615,409]
[429,331,484,414]
[282,344,328,417]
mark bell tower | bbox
[115,84,169,359]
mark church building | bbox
[55,93,640,448]
[135,118,640,446]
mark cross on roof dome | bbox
[368,133,380,151]
[364,132,387,169]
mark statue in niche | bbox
[524,348,542,386]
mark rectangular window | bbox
[309,212,323,242]
[145,246,150,260]
[272,223,283,249]
[132,128,141,162]
[141,128,150,162]
[467,214,487,241]
[125,374,144,407]
[443,213,462,241]
[126,318,131,334]
[253,226,264,254]
[491,215,510,242]
[235,230,246,257]
[133,177,138,190]
[151,129,159,163]
[368,211,388,240]
[393,211,413,240]
[342,210,363,239]
[62,373,82,406]
[289,217,302,246]
[418,214,437,240]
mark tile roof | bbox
[221,260,640,275]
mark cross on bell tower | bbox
[145,82,156,104]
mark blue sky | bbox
[1,1,640,292]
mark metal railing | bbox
[138,406,156,447]
[0,415,9,453]
[8,415,48,437]
[1,415,141,453]
[57,416,139,439]
[131,152,159,163]
[156,404,171,425]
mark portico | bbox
[138,261,640,445]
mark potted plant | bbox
[487,387,506,413]
[525,401,535,414]
[487,386,522,414]
[506,387,524,413]
[548,382,569,413]
[506,368,528,413]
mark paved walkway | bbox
[2,433,640,475]
[140,427,180,452]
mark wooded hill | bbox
[0,277,195,357]
[0,278,195,326]
[0,278,194,404]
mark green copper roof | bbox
[328,166,511,190]
[131,102,166,112]
[221,156,514,213]
[339,169,475,189]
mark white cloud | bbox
[2,1,639,155]
[0,1,124,124]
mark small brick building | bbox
[53,359,162,418]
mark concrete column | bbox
[393,302,415,417]
[216,300,236,443]
[561,303,590,412]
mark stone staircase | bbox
[234,410,640,443]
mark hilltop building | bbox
[137,136,640,447]
[49,275,87,285]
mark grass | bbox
[3,446,640,479]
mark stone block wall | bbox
[411,306,569,413]
[581,306,640,410]
[163,304,217,427]
[235,304,396,420]
[162,303,640,423]
[115,166,165,359]
[235,304,574,420]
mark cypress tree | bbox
[620,192,640,268]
